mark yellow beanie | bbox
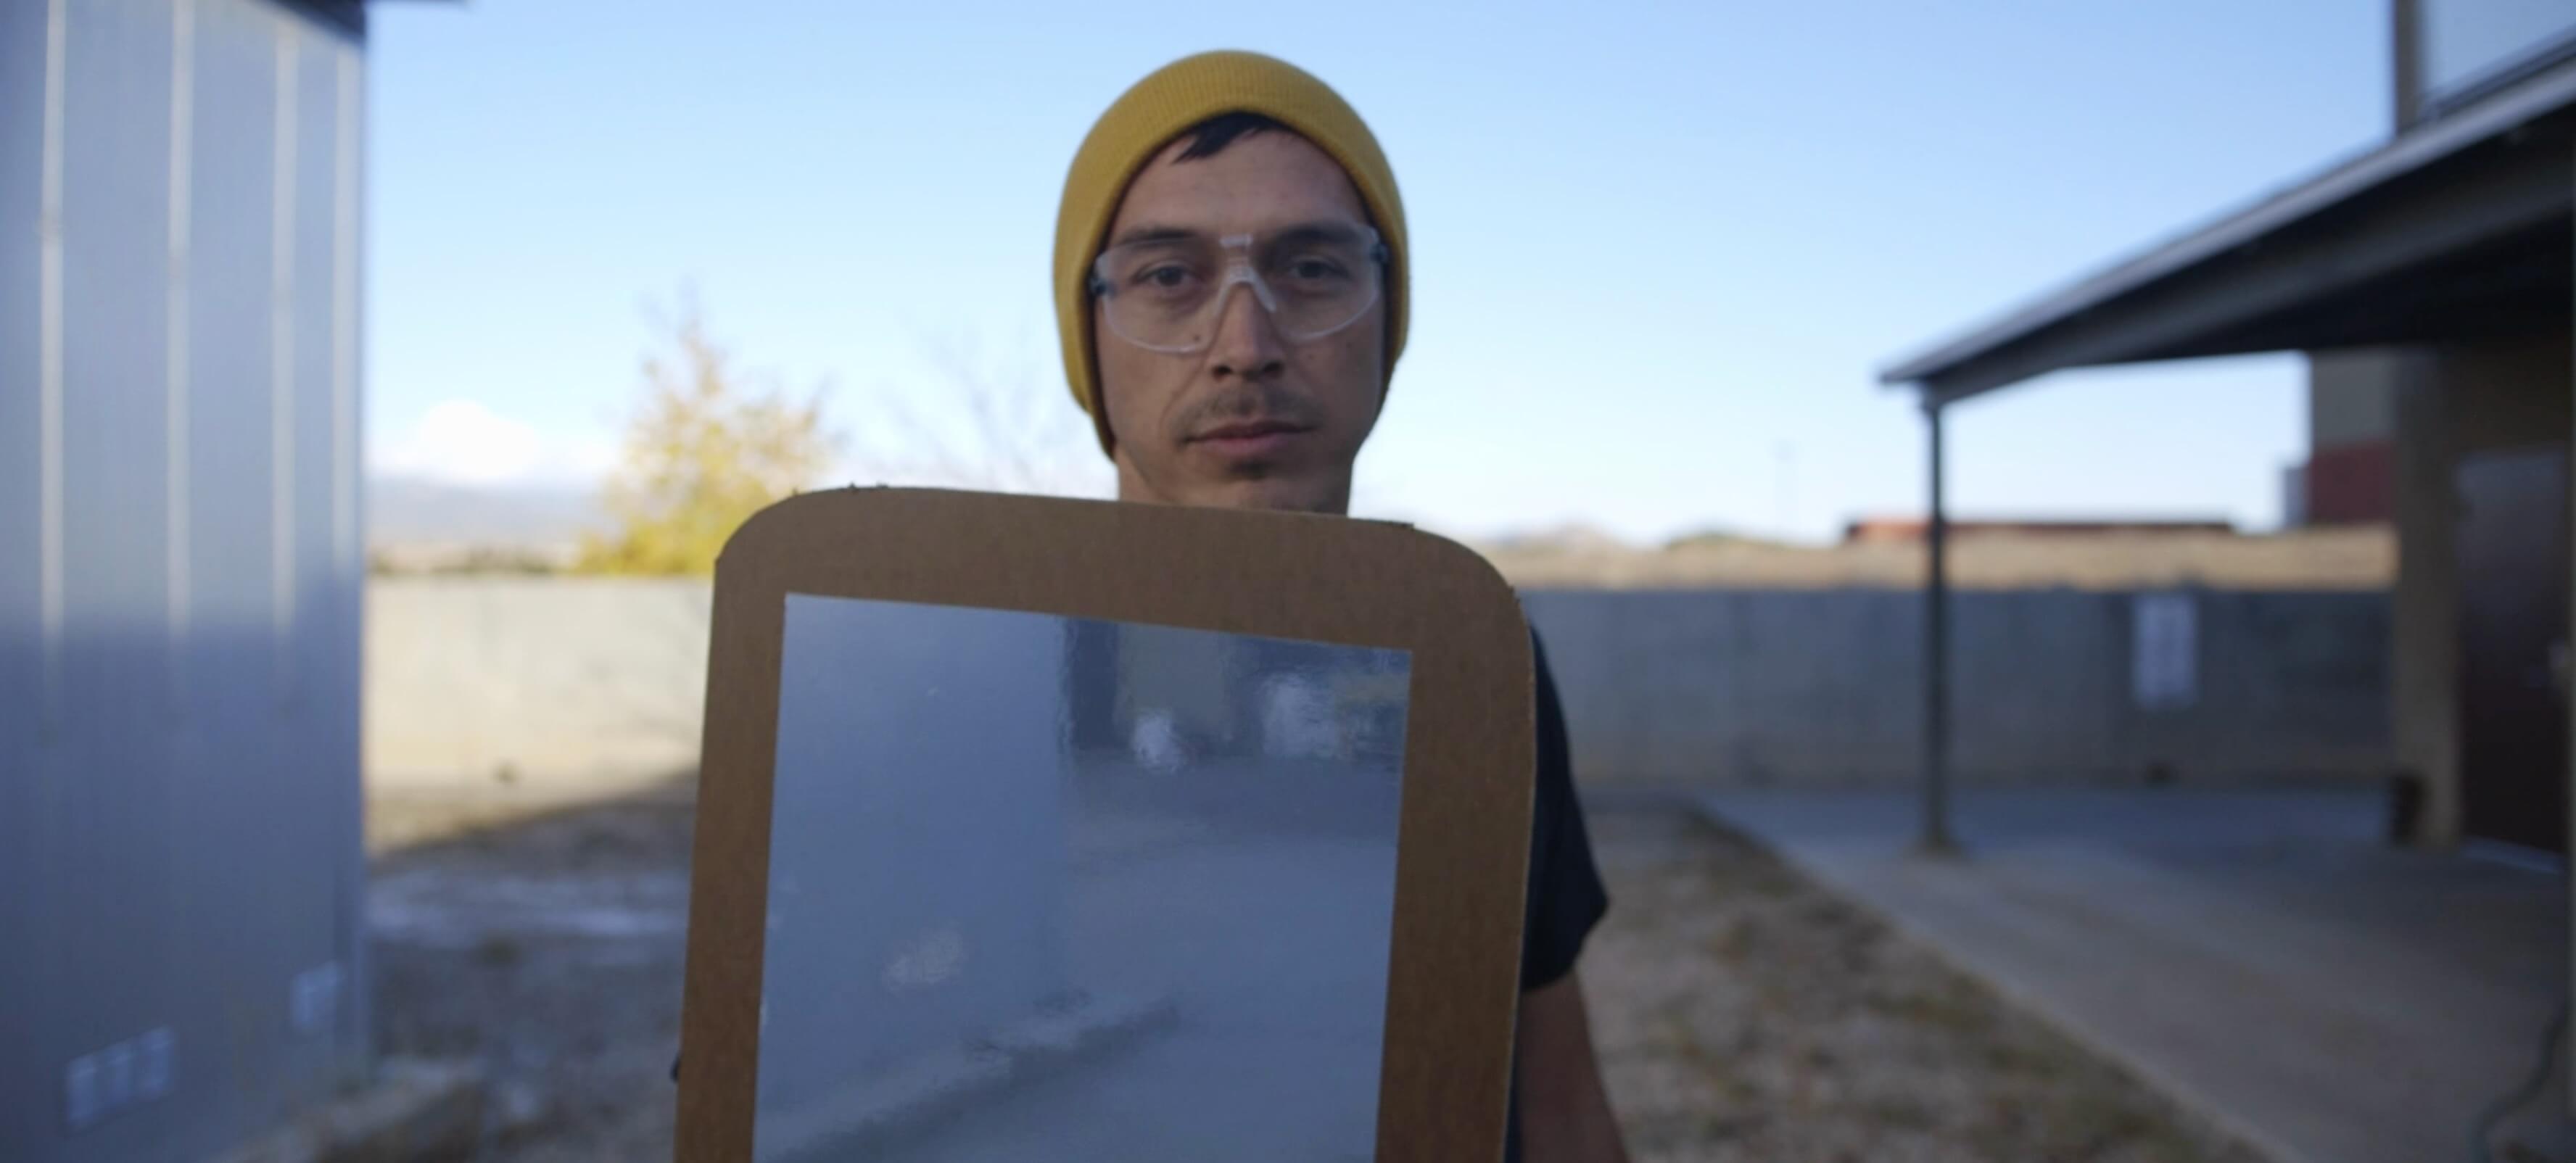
[1053,51,1408,456]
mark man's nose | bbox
[1207,279,1287,381]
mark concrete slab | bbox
[206,1058,486,1163]
[758,990,1179,1163]
[1700,787,2566,1163]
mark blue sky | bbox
[367,1,2387,544]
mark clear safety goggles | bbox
[1089,221,1388,354]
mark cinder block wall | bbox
[368,579,2390,794]
[1523,588,2390,786]
[365,576,712,794]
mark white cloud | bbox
[375,400,607,489]
[559,432,622,482]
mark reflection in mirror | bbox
[758,595,1411,1162]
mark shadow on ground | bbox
[368,772,700,1162]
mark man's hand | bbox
[1515,971,1630,1163]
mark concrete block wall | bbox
[1523,588,2390,786]
[367,579,2392,795]
[365,576,711,795]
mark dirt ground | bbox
[368,786,695,1161]
[367,790,2263,1162]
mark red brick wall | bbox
[2305,439,2393,525]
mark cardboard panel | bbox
[676,488,1534,1162]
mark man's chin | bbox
[1205,480,1335,515]
[1181,471,1347,516]
[1115,450,1352,515]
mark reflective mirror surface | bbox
[757,595,1411,1162]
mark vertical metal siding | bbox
[177,0,291,1151]
[326,32,370,1072]
[0,0,56,1152]
[2,1,366,1159]
[56,7,181,1163]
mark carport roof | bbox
[1880,60,2576,407]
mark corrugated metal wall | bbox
[0,1,367,1159]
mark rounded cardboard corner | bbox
[1381,521,1532,634]
[714,489,856,578]
[713,487,981,580]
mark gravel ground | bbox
[367,790,2265,1162]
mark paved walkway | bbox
[1698,787,2566,1163]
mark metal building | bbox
[2,1,372,1159]
[1881,0,2576,859]
[1879,4,2576,1135]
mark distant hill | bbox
[1478,524,2393,591]
[1659,527,1793,552]
[1478,523,1632,556]
[368,476,603,551]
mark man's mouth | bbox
[1189,420,1312,458]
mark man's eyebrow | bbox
[1106,223,1203,249]
[1270,220,1368,244]
[1105,220,1369,249]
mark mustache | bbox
[1170,384,1323,440]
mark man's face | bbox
[1094,131,1385,514]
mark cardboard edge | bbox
[677,487,1535,1162]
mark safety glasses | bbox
[1089,221,1387,355]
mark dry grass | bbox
[1582,806,2268,1163]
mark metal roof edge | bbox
[1876,57,2576,391]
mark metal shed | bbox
[1,1,372,1159]
[1881,1,2576,857]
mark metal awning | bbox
[1881,58,2576,405]
[1881,60,2576,859]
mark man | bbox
[1053,50,1630,1163]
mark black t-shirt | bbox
[1505,632,1611,1162]
[1519,632,1611,991]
